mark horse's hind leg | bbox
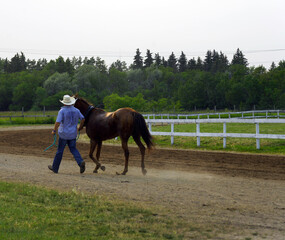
[133,135,147,175]
[95,140,105,172]
[89,140,102,173]
[117,138,129,175]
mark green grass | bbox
[0,116,56,125]
[0,181,213,240]
[0,111,57,125]
[83,123,285,155]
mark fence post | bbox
[196,123,200,147]
[148,123,152,132]
[256,123,260,149]
[223,122,227,148]
[171,123,174,145]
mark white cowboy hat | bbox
[59,95,76,105]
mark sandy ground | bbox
[0,126,285,239]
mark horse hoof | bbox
[116,171,126,175]
[101,165,106,171]
[142,169,147,175]
[93,169,98,173]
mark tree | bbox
[231,48,248,66]
[0,58,5,72]
[218,52,229,72]
[144,49,153,68]
[35,58,48,71]
[167,52,178,72]
[154,53,162,67]
[109,60,128,72]
[269,62,276,71]
[71,56,82,69]
[178,51,187,72]
[72,64,96,93]
[55,56,66,73]
[43,72,72,95]
[203,50,213,71]
[95,57,107,73]
[32,87,48,110]
[132,48,143,69]
[196,57,203,70]
[26,59,37,71]
[65,58,74,74]
[4,52,27,73]
[127,68,145,91]
[188,58,196,70]
[108,68,128,94]
[162,57,167,67]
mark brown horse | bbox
[74,96,154,175]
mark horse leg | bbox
[116,138,129,175]
[89,140,101,173]
[95,140,105,172]
[133,135,147,175]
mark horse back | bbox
[86,107,136,140]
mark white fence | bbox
[146,118,285,149]
[143,110,285,120]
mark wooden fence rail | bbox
[146,118,285,149]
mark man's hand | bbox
[78,119,85,132]
[52,122,60,135]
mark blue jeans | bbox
[52,137,84,173]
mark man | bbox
[48,95,86,174]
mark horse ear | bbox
[74,93,79,99]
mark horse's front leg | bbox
[89,140,102,173]
[116,138,129,175]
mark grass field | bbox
[0,181,212,240]
[86,122,285,155]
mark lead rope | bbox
[44,131,80,152]
[44,134,58,152]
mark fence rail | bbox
[143,110,285,120]
[146,118,285,149]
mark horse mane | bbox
[75,94,105,113]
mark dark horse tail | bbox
[132,112,154,150]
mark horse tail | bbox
[132,112,154,150]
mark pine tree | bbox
[178,51,187,72]
[4,58,10,73]
[231,48,248,66]
[211,50,219,73]
[154,53,162,66]
[269,62,276,71]
[144,49,153,68]
[188,58,197,70]
[162,57,168,67]
[196,57,203,70]
[167,52,178,72]
[203,50,213,71]
[218,52,229,72]
[133,48,143,69]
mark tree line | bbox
[0,49,284,112]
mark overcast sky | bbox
[1,0,284,68]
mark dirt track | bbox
[0,126,285,239]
